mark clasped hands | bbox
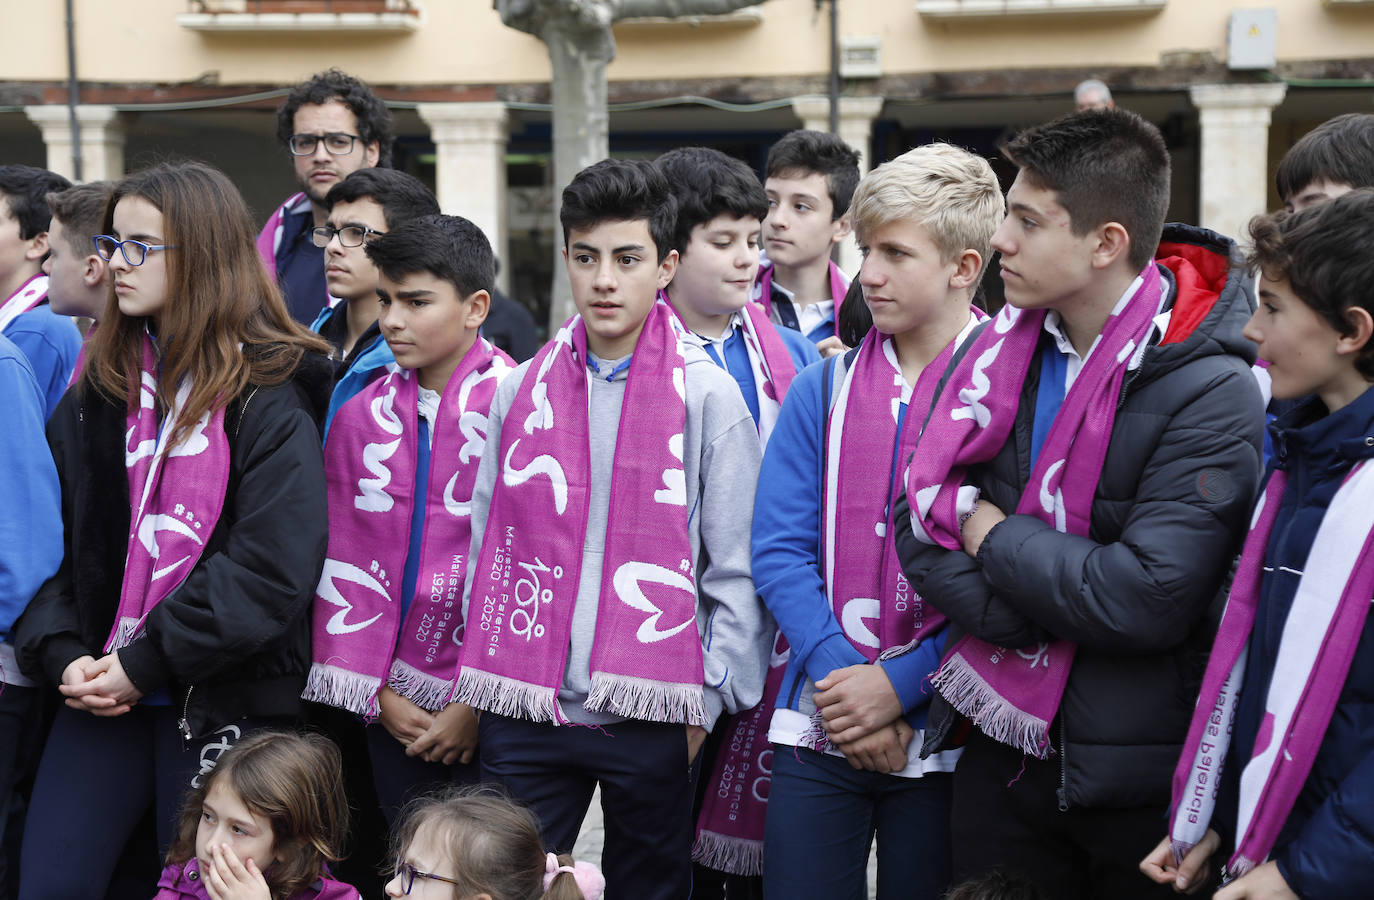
[813,663,910,773]
[60,653,143,716]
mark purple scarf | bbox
[255,192,308,280]
[305,340,513,716]
[455,302,708,726]
[1169,463,1374,878]
[752,261,849,333]
[661,288,798,446]
[0,273,49,333]
[906,266,1162,757]
[108,335,230,651]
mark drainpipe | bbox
[65,0,83,181]
[828,0,839,133]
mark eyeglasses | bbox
[288,132,363,156]
[391,860,463,895]
[92,235,179,267]
[311,224,385,249]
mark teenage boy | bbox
[0,335,62,900]
[1142,190,1374,900]
[309,167,440,434]
[657,146,820,443]
[455,159,768,900]
[259,69,393,324]
[755,130,859,350]
[306,214,513,824]
[754,143,1004,900]
[1276,112,1374,213]
[42,182,113,323]
[892,109,1265,899]
[0,165,81,419]
[1142,189,1374,900]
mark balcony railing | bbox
[179,0,421,32]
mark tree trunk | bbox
[544,23,611,327]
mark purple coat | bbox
[154,859,360,900]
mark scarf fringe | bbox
[932,656,1051,759]
[302,664,381,718]
[586,672,708,726]
[388,659,457,713]
[691,831,764,877]
[454,669,559,723]
[105,616,143,652]
[795,709,831,753]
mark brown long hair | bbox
[390,786,587,900]
[84,161,329,445]
[167,731,349,900]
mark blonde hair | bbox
[849,143,1004,272]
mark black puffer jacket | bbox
[15,349,332,740]
[894,224,1265,809]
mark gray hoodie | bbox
[463,341,768,727]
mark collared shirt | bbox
[693,311,762,425]
[770,277,834,340]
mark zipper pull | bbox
[178,717,192,742]
[1056,786,1069,812]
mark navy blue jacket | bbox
[1223,387,1374,898]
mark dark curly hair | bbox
[276,69,393,167]
[1276,113,1374,205]
[655,146,767,254]
[765,130,861,220]
[560,159,677,263]
[1248,188,1374,380]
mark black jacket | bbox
[14,349,333,739]
[894,224,1265,809]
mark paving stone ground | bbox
[571,788,880,898]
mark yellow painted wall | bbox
[2,0,1373,87]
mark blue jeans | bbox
[762,745,953,900]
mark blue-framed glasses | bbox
[93,235,179,267]
[391,860,463,895]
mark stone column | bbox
[790,95,885,278]
[416,102,511,292]
[23,104,125,182]
[1189,83,1288,243]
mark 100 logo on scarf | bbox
[480,525,563,655]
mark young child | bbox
[651,146,817,893]
[454,158,768,900]
[304,214,514,824]
[891,109,1265,899]
[309,168,440,432]
[1141,190,1374,900]
[0,164,82,417]
[386,787,604,900]
[751,143,1003,900]
[656,146,819,446]
[13,161,334,900]
[754,130,859,351]
[157,730,358,900]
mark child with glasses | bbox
[13,161,335,899]
[386,787,603,900]
[157,730,359,900]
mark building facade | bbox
[3,0,1372,326]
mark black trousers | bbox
[479,714,702,900]
[950,729,1176,900]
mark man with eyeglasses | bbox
[258,69,394,325]
[308,167,440,435]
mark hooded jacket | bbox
[14,347,333,739]
[893,223,1266,809]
